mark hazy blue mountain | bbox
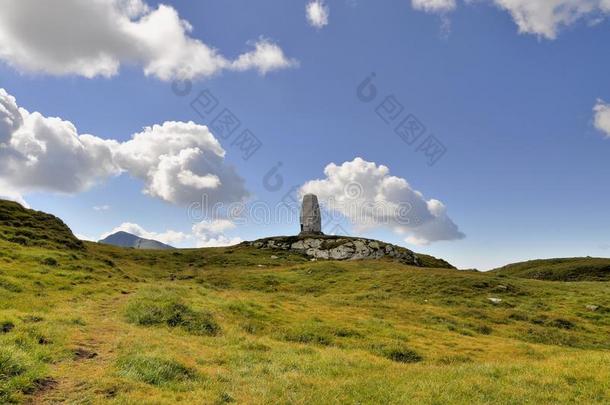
[98,231,174,250]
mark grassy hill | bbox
[0,200,609,403]
[492,257,610,281]
[0,200,83,251]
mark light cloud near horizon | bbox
[0,0,297,80]
[100,222,189,245]
[98,218,241,248]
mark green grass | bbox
[0,199,609,403]
[0,200,83,251]
[493,257,610,281]
[125,289,220,336]
[116,354,197,387]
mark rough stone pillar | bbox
[299,194,323,235]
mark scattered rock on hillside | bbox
[586,305,599,312]
[247,236,453,268]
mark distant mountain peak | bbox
[99,231,174,250]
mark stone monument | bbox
[299,194,323,235]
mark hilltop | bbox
[0,200,83,250]
[247,235,454,268]
[0,200,608,403]
[99,231,174,250]
[492,257,610,281]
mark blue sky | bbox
[1,0,610,270]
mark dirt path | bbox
[28,292,132,404]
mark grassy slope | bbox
[492,257,610,281]
[0,241,608,404]
[0,200,83,251]
[0,201,609,403]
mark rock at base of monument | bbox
[298,231,325,237]
[247,235,455,269]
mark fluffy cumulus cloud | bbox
[411,0,456,13]
[301,157,464,245]
[192,219,242,247]
[100,222,188,245]
[306,1,330,28]
[0,89,120,194]
[0,0,296,80]
[410,0,610,39]
[593,99,610,138]
[0,88,248,205]
[114,121,247,205]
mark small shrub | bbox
[508,312,529,321]
[377,346,423,363]
[550,318,576,330]
[227,301,265,319]
[8,236,29,246]
[116,355,196,386]
[521,327,579,347]
[332,327,362,338]
[22,315,44,323]
[71,318,86,326]
[282,323,333,346]
[218,391,235,403]
[40,257,58,266]
[475,325,493,335]
[125,291,220,336]
[0,347,28,380]
[102,259,116,268]
[1,321,14,333]
[437,355,473,365]
[0,279,22,293]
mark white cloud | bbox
[74,233,95,242]
[412,0,456,13]
[231,39,298,75]
[98,218,241,248]
[301,157,464,245]
[194,235,243,248]
[0,89,22,145]
[93,205,111,211]
[0,180,28,208]
[492,0,609,39]
[0,0,296,80]
[192,219,242,247]
[593,99,610,138]
[0,88,248,205]
[410,0,610,39]
[0,90,121,194]
[193,219,236,235]
[114,121,247,205]
[100,222,188,245]
[306,1,330,28]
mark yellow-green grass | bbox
[492,257,610,281]
[0,238,609,403]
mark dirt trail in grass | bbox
[31,292,132,403]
